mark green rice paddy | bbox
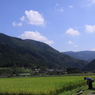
[0,76,94,95]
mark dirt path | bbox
[58,82,95,95]
[83,81,95,95]
[81,88,95,95]
[87,89,95,95]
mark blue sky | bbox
[1,0,95,52]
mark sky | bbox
[1,0,95,52]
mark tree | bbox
[67,67,80,73]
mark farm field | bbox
[0,76,95,95]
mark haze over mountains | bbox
[0,33,88,70]
[62,51,95,62]
[62,51,95,71]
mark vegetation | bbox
[0,67,87,77]
[0,76,92,95]
[0,33,88,70]
[82,59,95,71]
[0,67,33,77]
[67,67,81,73]
[0,33,94,95]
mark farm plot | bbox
[0,76,94,95]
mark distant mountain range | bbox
[62,51,95,71]
[62,51,95,62]
[0,33,88,70]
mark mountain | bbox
[82,59,95,71]
[0,33,88,70]
[62,51,95,62]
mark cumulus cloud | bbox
[55,7,64,12]
[12,22,22,26]
[67,41,78,47]
[20,16,25,21]
[58,8,64,12]
[44,40,54,45]
[67,41,74,44]
[69,5,73,8]
[74,45,78,47]
[20,10,45,26]
[88,0,95,5]
[65,28,80,36]
[56,3,59,6]
[19,31,54,44]
[55,4,64,12]
[91,0,95,3]
[91,48,95,51]
[85,25,95,33]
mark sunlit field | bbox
[0,76,94,95]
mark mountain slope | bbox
[0,42,31,67]
[62,51,95,62]
[0,33,88,70]
[82,59,95,71]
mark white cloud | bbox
[20,10,45,26]
[56,7,64,12]
[19,31,54,44]
[91,48,95,51]
[85,25,95,33]
[56,3,59,6]
[65,28,80,36]
[69,5,73,8]
[19,31,46,40]
[91,0,95,3]
[66,41,78,48]
[45,40,54,44]
[20,16,25,21]
[12,22,22,26]
[74,45,78,47]
[55,4,64,12]
[67,41,74,44]
[58,8,64,12]
[88,0,95,6]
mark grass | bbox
[0,76,95,95]
[58,83,88,95]
[59,76,95,95]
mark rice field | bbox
[0,76,94,95]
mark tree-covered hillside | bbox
[82,59,95,71]
[0,33,88,70]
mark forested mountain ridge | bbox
[0,33,88,70]
[62,51,95,62]
[82,59,95,71]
